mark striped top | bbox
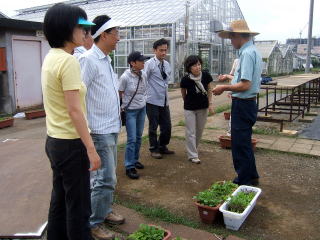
[79,44,121,134]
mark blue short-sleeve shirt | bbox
[231,40,262,98]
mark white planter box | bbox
[219,185,262,231]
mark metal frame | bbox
[257,75,320,131]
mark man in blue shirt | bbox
[144,38,174,159]
[213,20,262,186]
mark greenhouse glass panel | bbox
[117,42,127,55]
[150,26,160,38]
[132,40,144,52]
[117,56,127,68]
[144,40,154,55]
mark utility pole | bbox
[185,0,190,42]
[305,0,314,73]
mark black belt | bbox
[232,96,256,101]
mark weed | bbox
[177,120,185,126]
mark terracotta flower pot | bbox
[194,201,221,224]
[251,138,258,151]
[25,109,46,120]
[219,135,232,149]
[148,225,172,240]
[224,112,231,120]
[163,229,172,240]
[0,117,14,129]
[219,136,258,151]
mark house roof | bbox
[279,44,294,57]
[255,40,278,59]
[14,0,200,27]
[0,18,42,31]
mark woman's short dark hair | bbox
[153,38,169,49]
[43,3,87,48]
[91,15,112,43]
[184,55,203,73]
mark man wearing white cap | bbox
[212,20,262,186]
[79,15,124,240]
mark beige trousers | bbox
[184,109,208,159]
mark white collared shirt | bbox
[79,44,121,134]
[73,46,87,59]
[144,56,171,107]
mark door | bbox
[12,39,42,110]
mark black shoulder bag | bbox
[121,74,142,126]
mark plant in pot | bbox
[0,116,14,129]
[128,224,171,240]
[224,112,231,120]
[193,181,238,224]
[219,136,258,151]
[219,185,262,230]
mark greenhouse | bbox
[15,0,244,82]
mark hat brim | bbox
[78,18,96,27]
[218,30,259,39]
[139,56,150,61]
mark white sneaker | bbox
[189,158,201,164]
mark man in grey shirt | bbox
[144,38,174,159]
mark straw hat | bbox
[217,19,259,39]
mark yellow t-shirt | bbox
[42,48,87,139]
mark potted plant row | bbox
[193,181,238,224]
[219,136,258,151]
[128,224,171,240]
[0,116,14,129]
[25,109,46,120]
[219,185,262,230]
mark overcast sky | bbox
[0,0,319,43]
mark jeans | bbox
[125,107,146,169]
[45,136,92,240]
[231,98,259,185]
[90,133,118,227]
[146,103,172,152]
[184,109,208,159]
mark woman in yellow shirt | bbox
[42,3,100,240]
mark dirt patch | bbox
[116,138,320,240]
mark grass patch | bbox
[252,127,279,135]
[206,127,223,130]
[214,104,231,114]
[252,127,297,138]
[176,120,185,126]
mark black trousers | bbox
[231,99,259,185]
[45,136,92,240]
[146,103,172,152]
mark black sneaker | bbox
[126,168,139,179]
[135,162,144,169]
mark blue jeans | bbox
[125,107,146,169]
[231,98,259,185]
[89,133,118,227]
